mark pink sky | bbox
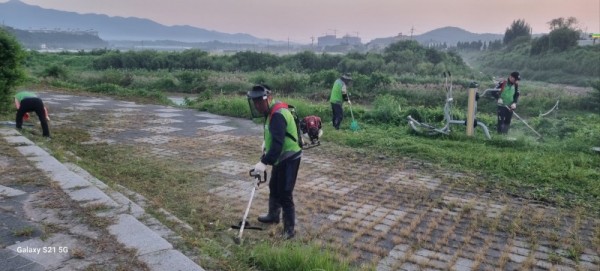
[3,0,599,43]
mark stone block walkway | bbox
[2,90,598,270]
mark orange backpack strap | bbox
[269,102,288,120]
[498,80,507,95]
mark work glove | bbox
[510,103,517,110]
[253,162,267,174]
[497,98,503,105]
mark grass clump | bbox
[247,241,356,271]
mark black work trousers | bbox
[268,156,301,216]
[331,103,343,130]
[496,106,513,134]
[16,97,50,137]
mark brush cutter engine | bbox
[300,115,322,147]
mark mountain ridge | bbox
[0,0,276,43]
[1,0,504,46]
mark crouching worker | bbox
[15,91,51,138]
[247,84,302,239]
[300,115,322,146]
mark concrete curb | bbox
[1,128,204,271]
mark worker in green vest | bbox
[329,74,352,130]
[14,91,51,138]
[247,84,302,239]
[492,71,521,134]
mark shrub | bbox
[152,77,178,92]
[174,70,209,93]
[308,69,338,88]
[93,69,134,87]
[364,94,405,125]
[268,73,309,94]
[0,28,26,113]
[41,64,69,79]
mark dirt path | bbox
[24,89,599,270]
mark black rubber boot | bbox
[258,196,280,224]
[502,123,510,134]
[282,206,295,239]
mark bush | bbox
[41,64,69,79]
[152,77,178,92]
[93,69,134,87]
[266,73,309,94]
[308,69,338,88]
[0,28,26,113]
[364,94,405,125]
[173,70,210,93]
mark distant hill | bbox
[2,25,108,50]
[368,27,504,49]
[0,0,276,43]
[415,26,503,46]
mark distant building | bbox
[318,35,338,47]
[317,34,362,47]
[341,35,361,45]
[366,32,410,50]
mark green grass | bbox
[191,94,600,215]
[14,50,600,269]
[246,241,356,271]
[42,127,361,270]
[13,226,35,237]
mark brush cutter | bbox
[507,106,543,139]
[346,94,360,131]
[231,169,267,244]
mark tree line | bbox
[89,40,470,77]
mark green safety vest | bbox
[499,84,516,105]
[329,79,345,104]
[264,101,302,164]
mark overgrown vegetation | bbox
[457,17,599,87]
[0,28,26,113]
[475,43,599,87]
[246,242,353,271]
[9,32,600,270]
[188,93,600,214]
[16,35,600,214]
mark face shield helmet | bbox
[247,85,272,118]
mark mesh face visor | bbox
[247,86,270,118]
[247,97,264,118]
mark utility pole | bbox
[310,36,315,48]
[410,26,415,39]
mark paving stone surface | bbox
[4,90,597,271]
[0,185,26,198]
